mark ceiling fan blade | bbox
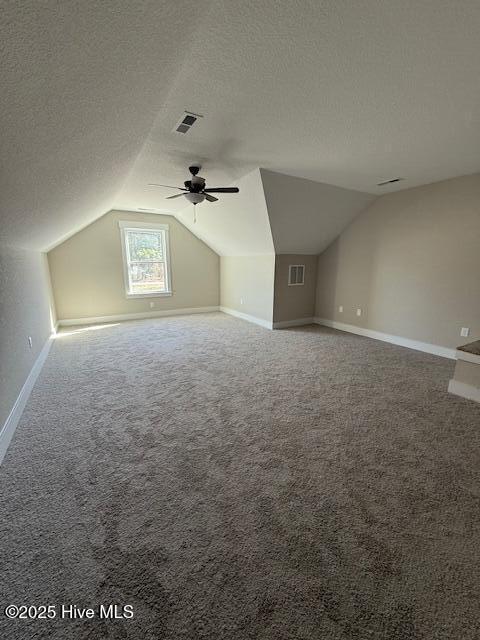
[203,187,239,193]
[166,193,186,199]
[148,183,187,190]
[204,193,218,202]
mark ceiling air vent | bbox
[173,111,203,134]
[377,177,404,186]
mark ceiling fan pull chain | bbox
[193,205,197,224]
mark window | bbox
[119,221,171,297]
[288,264,305,286]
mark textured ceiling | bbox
[0,0,203,250]
[117,0,480,215]
[3,1,480,250]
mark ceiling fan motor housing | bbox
[192,175,205,187]
[185,174,205,192]
[150,165,238,203]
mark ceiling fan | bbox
[148,166,239,205]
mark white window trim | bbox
[288,264,305,286]
[119,221,172,298]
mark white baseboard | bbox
[0,334,54,466]
[220,306,273,330]
[448,379,480,403]
[273,317,315,329]
[314,317,456,360]
[58,306,220,327]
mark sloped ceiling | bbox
[116,0,480,220]
[0,0,204,250]
[174,169,274,257]
[261,170,376,255]
[3,1,480,252]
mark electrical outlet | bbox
[149,301,155,309]
[356,308,362,317]
[27,336,33,348]
[338,305,343,313]
[460,327,470,338]
[240,298,244,305]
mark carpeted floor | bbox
[1,312,479,639]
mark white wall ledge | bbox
[456,349,480,365]
[448,379,480,403]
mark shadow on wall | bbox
[365,200,455,341]
[316,241,338,319]
[316,174,480,348]
[316,226,378,326]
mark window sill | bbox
[126,291,173,299]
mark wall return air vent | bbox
[288,264,305,286]
[173,111,203,134]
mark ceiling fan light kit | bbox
[185,192,205,204]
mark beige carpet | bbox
[1,312,479,639]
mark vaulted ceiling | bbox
[0,0,203,250]
[261,170,375,256]
[174,169,274,257]
[2,1,480,252]
[167,169,375,257]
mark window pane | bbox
[129,261,166,294]
[127,230,164,261]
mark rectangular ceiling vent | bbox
[173,111,203,134]
[377,177,404,186]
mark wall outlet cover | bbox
[339,305,343,313]
[461,327,470,337]
[356,308,362,317]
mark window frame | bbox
[288,264,305,286]
[119,220,172,298]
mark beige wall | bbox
[48,210,219,321]
[273,254,318,323]
[0,245,56,427]
[315,173,480,349]
[220,255,275,323]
